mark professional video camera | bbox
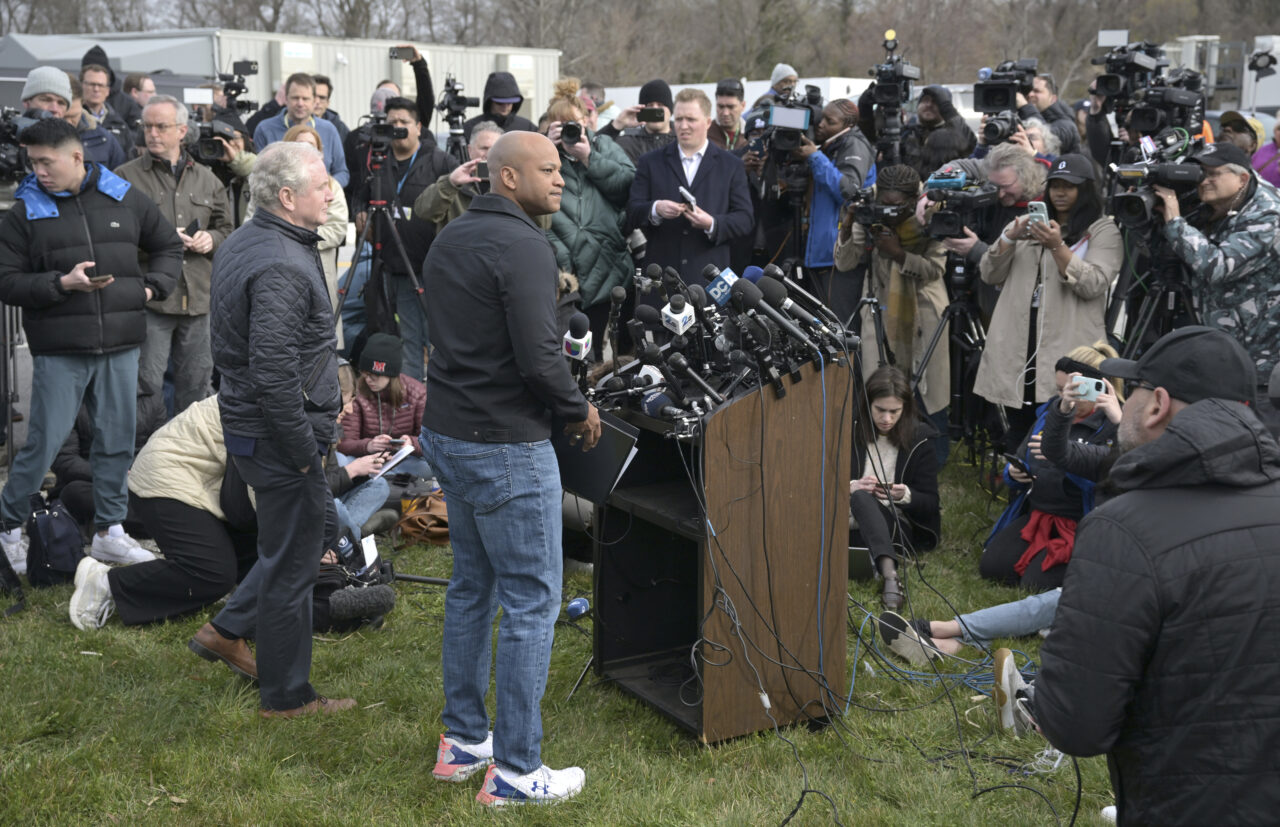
[923,179,1000,240]
[741,85,825,207]
[0,107,53,183]
[845,186,912,229]
[1110,128,1204,229]
[436,75,479,127]
[867,28,921,164]
[192,118,240,164]
[971,58,1037,145]
[1125,68,1205,136]
[218,60,260,114]
[364,110,409,160]
[1090,41,1167,110]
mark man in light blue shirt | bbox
[253,72,348,187]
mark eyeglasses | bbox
[142,122,178,133]
[1124,379,1156,396]
[82,81,110,90]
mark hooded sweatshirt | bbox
[1036,399,1280,826]
[462,72,537,140]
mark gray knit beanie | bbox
[22,66,72,106]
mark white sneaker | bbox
[1,530,27,576]
[1100,805,1117,822]
[91,532,156,565]
[69,556,114,630]
[433,732,494,781]
[476,763,585,806]
[993,647,1035,735]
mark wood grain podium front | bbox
[592,364,850,743]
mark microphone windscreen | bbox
[645,263,663,279]
[610,286,627,304]
[731,278,764,310]
[756,276,789,309]
[701,263,721,280]
[667,351,690,371]
[762,263,785,281]
[729,349,753,367]
[639,341,662,365]
[742,265,764,283]
[686,284,707,309]
[568,312,590,337]
[640,389,677,418]
[634,304,662,325]
[328,584,396,622]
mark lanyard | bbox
[395,146,420,196]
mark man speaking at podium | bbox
[419,131,600,806]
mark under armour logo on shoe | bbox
[529,781,548,794]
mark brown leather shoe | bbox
[188,622,258,681]
[258,695,357,719]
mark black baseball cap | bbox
[715,78,744,99]
[1045,153,1095,185]
[1190,141,1253,170]
[1101,326,1256,404]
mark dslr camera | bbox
[972,58,1037,145]
[847,186,913,230]
[560,121,583,145]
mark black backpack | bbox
[25,495,85,587]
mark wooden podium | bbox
[592,363,850,743]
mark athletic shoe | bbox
[475,763,585,806]
[1,530,27,576]
[69,556,114,630]
[877,611,943,667]
[90,532,156,565]
[1100,805,1117,822]
[433,732,494,781]
[992,647,1036,735]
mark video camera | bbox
[923,176,999,239]
[1126,68,1205,136]
[846,187,912,230]
[0,108,54,184]
[972,58,1037,146]
[1110,128,1204,229]
[866,29,920,164]
[742,85,824,204]
[1090,41,1167,109]
[365,110,409,160]
[437,75,479,127]
[192,118,240,164]
[217,60,259,114]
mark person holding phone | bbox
[979,341,1123,591]
[974,153,1123,449]
[414,121,502,231]
[595,78,676,164]
[336,333,432,480]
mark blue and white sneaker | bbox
[475,763,585,806]
[432,732,493,781]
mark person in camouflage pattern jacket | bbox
[1153,141,1280,378]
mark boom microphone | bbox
[328,584,396,622]
[730,279,818,352]
[667,351,724,404]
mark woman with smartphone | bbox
[973,153,1122,448]
[336,333,432,480]
[979,341,1123,591]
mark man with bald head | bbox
[420,130,600,806]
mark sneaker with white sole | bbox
[69,556,114,630]
[993,647,1036,735]
[90,532,155,565]
[475,763,584,806]
[433,732,493,781]
[1,530,27,576]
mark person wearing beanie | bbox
[753,63,799,108]
[20,66,72,118]
[597,78,676,163]
[336,333,432,479]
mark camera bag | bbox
[25,494,85,587]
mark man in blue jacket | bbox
[253,73,348,188]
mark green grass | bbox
[0,455,1115,826]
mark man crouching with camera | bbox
[1153,141,1280,411]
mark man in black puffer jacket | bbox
[0,118,180,574]
[191,141,351,719]
[1035,326,1280,826]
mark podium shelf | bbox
[607,482,704,541]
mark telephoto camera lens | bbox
[561,121,583,145]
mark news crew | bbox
[1153,141,1280,392]
[420,131,599,805]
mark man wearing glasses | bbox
[117,96,233,429]
[79,64,133,161]
[311,74,350,143]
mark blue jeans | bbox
[1,350,138,531]
[420,427,562,775]
[394,274,428,381]
[334,476,390,538]
[955,588,1061,648]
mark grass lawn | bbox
[0,453,1115,826]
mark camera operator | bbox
[754,63,799,108]
[970,117,1060,164]
[460,71,538,140]
[597,79,676,164]
[542,79,636,358]
[206,122,257,227]
[414,121,502,230]
[859,84,976,177]
[352,97,458,381]
[834,164,950,420]
[1015,74,1080,155]
[709,78,747,151]
[1152,141,1280,392]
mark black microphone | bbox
[764,263,840,324]
[640,388,689,420]
[633,303,666,345]
[729,279,818,353]
[663,266,689,297]
[719,349,756,397]
[606,285,627,373]
[328,584,397,622]
[667,351,725,404]
[639,342,686,404]
[757,276,835,337]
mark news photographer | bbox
[344,47,439,205]
[597,78,676,163]
[351,97,458,380]
[1015,74,1080,155]
[833,164,950,424]
[859,84,976,178]
[1152,141,1280,404]
[541,79,636,358]
[414,121,502,229]
[974,154,1122,444]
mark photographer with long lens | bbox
[351,98,457,380]
[541,79,635,358]
[1152,141,1280,413]
[974,154,1123,445]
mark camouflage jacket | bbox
[1163,177,1280,376]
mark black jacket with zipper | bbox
[210,209,340,471]
[0,164,181,356]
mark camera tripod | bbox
[441,112,470,167]
[334,143,428,341]
[1107,235,1199,359]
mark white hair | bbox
[249,142,324,212]
[143,94,188,127]
[469,120,504,146]
[1022,117,1060,158]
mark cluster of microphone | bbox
[562,261,857,431]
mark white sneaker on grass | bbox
[433,732,493,781]
[993,647,1036,736]
[475,763,584,805]
[1,528,27,576]
[91,530,155,565]
[69,556,114,630]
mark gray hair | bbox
[249,142,324,212]
[988,141,1047,199]
[469,120,504,146]
[144,94,188,127]
[1220,162,1251,177]
[1022,117,1060,158]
